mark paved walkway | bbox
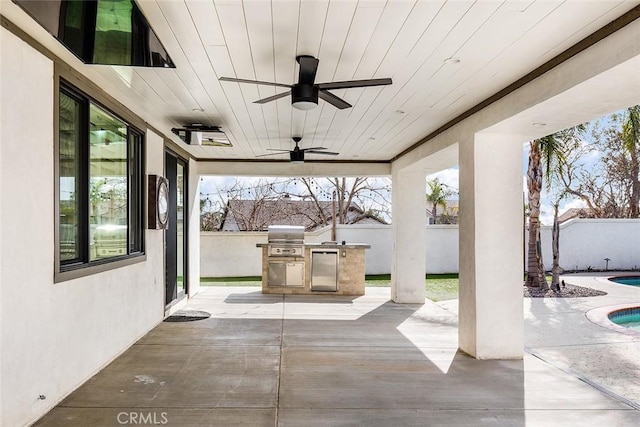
[35,274,640,426]
[526,273,640,406]
[439,272,640,408]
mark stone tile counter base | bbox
[258,244,370,296]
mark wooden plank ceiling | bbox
[75,1,640,161]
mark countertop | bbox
[256,242,371,249]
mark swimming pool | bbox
[608,307,640,332]
[586,304,640,337]
[609,276,640,286]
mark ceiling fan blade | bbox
[318,78,392,90]
[318,90,351,109]
[305,150,339,155]
[219,76,291,89]
[297,55,318,85]
[254,91,291,104]
[299,147,327,151]
[265,148,290,152]
[256,152,287,158]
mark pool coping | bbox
[594,273,640,285]
[586,303,640,338]
[608,275,640,286]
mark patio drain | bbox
[164,310,211,322]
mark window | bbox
[58,82,144,274]
[13,0,174,67]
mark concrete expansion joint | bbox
[274,294,285,425]
[525,347,640,411]
[532,340,638,349]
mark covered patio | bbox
[2,1,640,425]
[35,279,640,426]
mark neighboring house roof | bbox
[557,207,595,223]
[218,198,387,231]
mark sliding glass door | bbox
[165,151,187,306]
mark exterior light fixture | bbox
[292,101,318,111]
[291,84,318,110]
[171,125,231,147]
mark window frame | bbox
[55,79,146,282]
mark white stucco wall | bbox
[529,219,640,272]
[337,224,458,275]
[425,226,460,274]
[0,28,165,427]
[336,225,392,275]
[200,231,268,277]
[200,224,460,277]
[201,219,640,278]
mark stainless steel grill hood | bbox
[267,225,305,243]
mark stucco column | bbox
[391,168,426,303]
[458,133,524,359]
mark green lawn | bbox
[425,275,460,302]
[201,273,460,302]
[364,274,459,301]
[200,276,262,286]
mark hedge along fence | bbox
[200,219,640,278]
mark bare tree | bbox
[204,177,391,231]
[200,197,224,231]
[546,134,591,289]
[288,177,391,225]
[222,179,293,231]
[623,106,640,217]
[558,107,640,219]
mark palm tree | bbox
[621,106,640,217]
[526,126,585,289]
[426,179,454,224]
[526,139,549,289]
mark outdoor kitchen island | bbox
[257,226,370,296]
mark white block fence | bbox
[531,219,640,272]
[200,219,640,277]
[200,224,458,277]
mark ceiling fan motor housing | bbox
[290,150,305,162]
[292,84,318,109]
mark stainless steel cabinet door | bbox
[268,262,286,287]
[311,251,338,291]
[285,262,305,288]
[268,261,305,287]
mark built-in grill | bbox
[267,225,305,257]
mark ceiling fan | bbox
[219,55,392,110]
[256,136,338,163]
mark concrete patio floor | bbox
[35,274,640,426]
